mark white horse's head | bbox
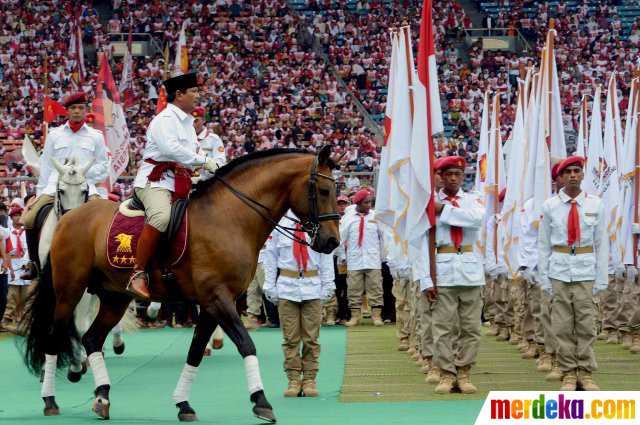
[51,156,94,215]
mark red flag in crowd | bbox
[157,85,168,114]
[43,96,68,123]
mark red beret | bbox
[63,92,88,108]
[433,158,445,171]
[85,112,95,123]
[551,163,560,180]
[557,156,585,175]
[352,189,370,204]
[8,206,23,216]
[337,195,350,203]
[435,155,467,171]
[192,106,206,118]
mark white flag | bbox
[584,86,603,196]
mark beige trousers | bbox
[3,284,33,322]
[482,274,497,321]
[418,290,434,357]
[134,186,172,232]
[551,279,598,372]
[432,286,483,374]
[601,274,619,331]
[21,194,54,229]
[528,282,545,345]
[278,299,322,373]
[615,273,639,333]
[347,269,383,308]
[392,277,412,340]
[245,263,265,317]
[494,275,514,327]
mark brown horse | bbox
[22,147,340,422]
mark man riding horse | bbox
[127,73,219,298]
[21,92,109,279]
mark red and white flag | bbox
[173,22,189,76]
[406,0,443,290]
[69,20,86,84]
[118,16,135,109]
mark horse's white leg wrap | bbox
[41,354,57,397]
[147,302,161,319]
[112,321,123,335]
[244,355,264,394]
[213,326,224,340]
[173,364,198,404]
[88,352,111,388]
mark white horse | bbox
[36,157,130,382]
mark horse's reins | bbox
[212,155,340,246]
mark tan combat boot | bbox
[456,365,477,394]
[411,350,422,362]
[545,354,562,382]
[560,369,577,391]
[517,338,529,352]
[371,307,384,327]
[621,331,633,349]
[323,312,336,326]
[243,314,260,331]
[596,329,609,341]
[536,346,553,373]
[496,326,510,341]
[426,360,441,384]
[630,331,640,354]
[302,370,319,397]
[420,356,431,374]
[607,331,619,344]
[577,368,599,391]
[434,371,457,394]
[521,340,538,359]
[486,320,499,336]
[398,338,409,351]
[345,309,361,327]
[283,370,302,397]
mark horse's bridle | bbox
[213,155,340,246]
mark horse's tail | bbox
[21,257,81,375]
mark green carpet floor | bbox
[342,320,640,404]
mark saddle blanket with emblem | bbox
[106,211,188,269]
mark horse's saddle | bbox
[106,195,189,269]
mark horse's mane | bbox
[191,148,314,199]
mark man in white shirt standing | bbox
[427,156,485,395]
[129,74,219,298]
[339,189,385,327]
[1,206,31,333]
[538,156,608,391]
[192,106,227,178]
[21,92,110,279]
[264,212,335,398]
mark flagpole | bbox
[634,79,640,267]
[402,24,415,119]
[546,19,554,151]
[493,94,500,261]
[609,74,619,161]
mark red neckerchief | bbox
[68,119,86,133]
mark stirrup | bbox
[126,271,149,297]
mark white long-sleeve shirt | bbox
[484,214,508,276]
[37,122,109,197]
[428,188,485,289]
[518,198,539,270]
[538,190,608,293]
[197,128,226,180]
[263,214,335,303]
[133,103,208,191]
[339,209,385,271]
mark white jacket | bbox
[197,128,226,180]
[538,190,608,293]
[263,214,335,304]
[37,122,109,197]
[485,214,509,277]
[518,198,538,270]
[429,188,485,289]
[339,209,385,271]
[133,103,207,191]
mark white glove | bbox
[519,267,536,284]
[191,175,202,185]
[632,223,640,234]
[203,157,219,173]
[399,268,410,279]
[614,263,626,280]
[593,286,606,297]
[627,266,639,281]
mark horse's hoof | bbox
[81,359,88,375]
[253,406,277,423]
[203,347,211,356]
[92,398,110,420]
[43,396,59,416]
[212,339,224,350]
[178,412,199,422]
[113,342,125,355]
[67,366,82,383]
